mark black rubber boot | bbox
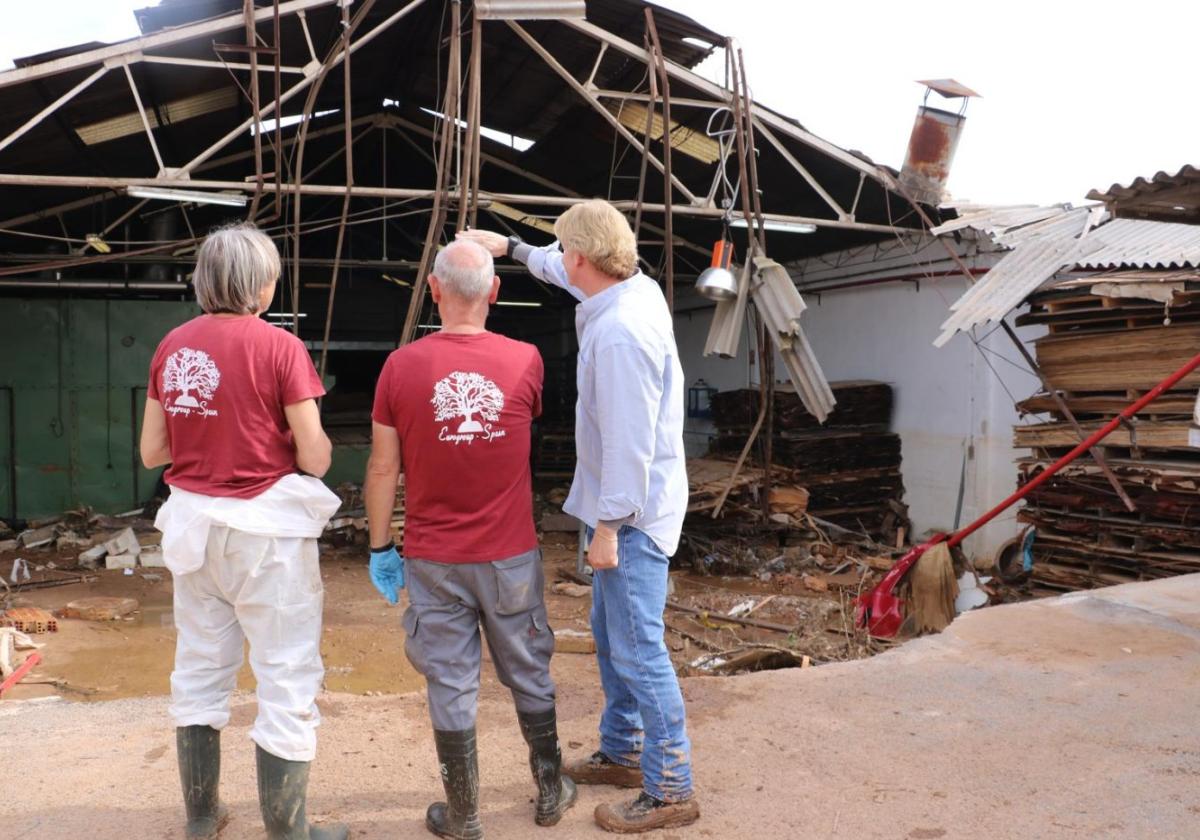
[177,725,230,839]
[426,728,484,840]
[255,745,349,840]
[517,709,578,826]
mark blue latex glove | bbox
[369,542,405,605]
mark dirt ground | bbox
[4,543,1200,839]
[0,531,871,704]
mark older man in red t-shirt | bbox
[364,240,576,839]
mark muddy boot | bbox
[594,792,700,834]
[426,729,484,840]
[177,725,230,839]
[255,745,349,840]
[517,709,578,826]
[564,751,643,789]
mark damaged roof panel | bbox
[932,202,1200,345]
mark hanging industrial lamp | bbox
[694,238,738,301]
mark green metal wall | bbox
[0,299,200,519]
[0,299,369,521]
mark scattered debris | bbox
[554,629,596,655]
[0,650,42,697]
[102,528,141,559]
[0,627,43,677]
[9,558,30,584]
[709,381,909,539]
[955,571,991,613]
[62,597,140,621]
[0,607,58,634]
[17,524,59,550]
[106,554,138,570]
[551,581,591,598]
[139,548,166,569]
[78,544,107,569]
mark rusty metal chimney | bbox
[899,79,979,205]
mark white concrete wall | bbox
[672,237,1044,563]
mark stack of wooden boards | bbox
[1013,272,1200,592]
[708,381,907,537]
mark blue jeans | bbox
[589,525,694,802]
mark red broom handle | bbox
[946,349,1200,549]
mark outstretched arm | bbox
[455,229,586,302]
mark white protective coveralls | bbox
[156,473,340,761]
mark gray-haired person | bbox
[142,222,347,839]
[365,240,575,839]
[459,201,699,834]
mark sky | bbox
[2,0,1197,206]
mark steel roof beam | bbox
[0,0,337,90]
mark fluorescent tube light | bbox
[728,218,817,234]
[495,300,542,308]
[682,36,714,49]
[126,186,248,207]
[266,312,306,318]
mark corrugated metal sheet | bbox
[1088,164,1200,203]
[751,256,836,421]
[703,253,835,422]
[1076,218,1200,268]
[475,0,587,19]
[931,203,1200,346]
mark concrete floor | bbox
[4,574,1200,839]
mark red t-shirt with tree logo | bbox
[372,331,543,563]
[148,314,325,499]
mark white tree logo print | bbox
[163,347,221,409]
[431,371,504,434]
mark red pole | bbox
[947,348,1200,549]
[0,651,42,697]
[858,347,1200,637]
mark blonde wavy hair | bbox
[553,200,638,280]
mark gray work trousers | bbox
[402,549,557,731]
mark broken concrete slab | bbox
[78,544,107,569]
[105,554,138,570]
[101,528,141,559]
[554,629,596,654]
[17,525,58,549]
[552,581,591,598]
[139,549,165,568]
[0,539,17,553]
[62,597,139,621]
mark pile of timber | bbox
[707,381,907,538]
[1012,272,1200,593]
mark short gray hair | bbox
[433,240,494,300]
[193,222,280,314]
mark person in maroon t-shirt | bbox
[364,240,576,838]
[141,223,347,840]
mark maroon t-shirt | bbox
[147,314,325,499]
[372,331,543,563]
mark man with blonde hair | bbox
[365,239,575,839]
[459,201,699,833]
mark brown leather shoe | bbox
[563,751,643,788]
[594,792,700,834]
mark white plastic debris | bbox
[9,558,30,584]
[954,570,990,613]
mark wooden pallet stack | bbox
[708,381,907,537]
[1012,272,1200,592]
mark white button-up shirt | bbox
[522,245,688,556]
